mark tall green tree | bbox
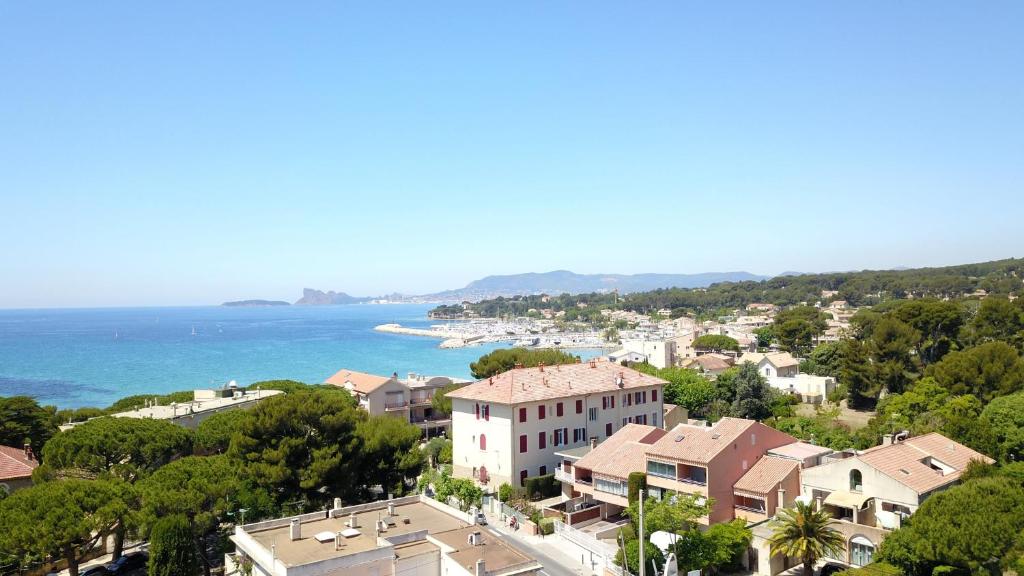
[469,348,579,379]
[774,306,828,355]
[981,392,1024,462]
[0,395,57,456]
[39,417,193,558]
[194,409,250,455]
[147,514,199,576]
[228,389,364,507]
[768,501,845,576]
[0,478,128,576]
[430,382,465,416]
[692,334,740,353]
[139,455,264,576]
[356,415,425,496]
[867,317,919,397]
[732,362,774,420]
[800,342,843,378]
[926,341,1024,403]
[840,339,880,409]
[969,296,1024,349]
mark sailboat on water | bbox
[191,325,198,336]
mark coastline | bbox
[373,322,612,351]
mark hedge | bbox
[523,473,560,500]
[628,472,646,504]
[538,517,555,535]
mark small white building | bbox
[621,339,677,369]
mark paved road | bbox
[491,529,587,576]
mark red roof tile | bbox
[0,445,38,482]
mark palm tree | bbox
[768,501,846,576]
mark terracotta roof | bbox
[574,424,667,479]
[0,445,38,481]
[767,441,834,461]
[445,361,667,405]
[647,418,759,465]
[680,356,731,372]
[740,352,798,368]
[325,368,393,394]
[857,432,993,494]
[733,456,799,496]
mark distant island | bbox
[221,299,291,307]
[294,288,375,306]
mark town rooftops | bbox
[432,525,539,575]
[0,445,38,481]
[855,432,993,494]
[733,455,799,497]
[680,355,732,373]
[574,424,667,479]
[647,418,757,465]
[445,360,667,405]
[80,389,283,429]
[325,368,396,394]
[740,352,799,368]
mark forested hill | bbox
[436,258,1023,318]
[431,270,768,298]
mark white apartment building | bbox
[447,360,667,489]
[326,369,464,437]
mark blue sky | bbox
[1,2,1022,308]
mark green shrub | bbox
[627,472,646,504]
[498,483,513,502]
[148,514,198,576]
[538,517,555,535]
[523,473,560,501]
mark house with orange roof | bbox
[0,443,39,494]
[326,369,462,437]
[748,431,994,572]
[446,360,667,489]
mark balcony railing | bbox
[409,395,432,406]
[385,400,409,410]
[554,468,574,483]
[675,476,707,486]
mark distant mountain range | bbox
[280,270,769,305]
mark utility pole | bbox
[639,488,645,576]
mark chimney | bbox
[539,362,545,372]
[590,437,597,449]
[335,531,344,551]
[514,362,524,369]
[23,440,33,461]
[289,518,301,541]
[882,434,893,446]
[468,531,482,545]
[388,502,396,516]
[333,497,342,510]
[348,512,358,528]
[392,372,399,380]
[777,485,787,513]
[476,559,486,576]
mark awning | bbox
[823,491,872,509]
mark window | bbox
[483,404,490,421]
[647,460,675,479]
[576,399,583,414]
[540,465,547,476]
[652,389,658,402]
[634,391,642,405]
[519,434,527,453]
[611,395,616,408]
[520,470,528,487]
[595,477,628,496]
[475,403,480,420]
[588,407,598,421]
[538,431,547,450]
[554,428,565,446]
[602,396,609,410]
[652,412,658,427]
[573,427,586,443]
[850,469,863,492]
[636,414,646,425]
[850,539,875,567]
[480,434,487,451]
[622,417,628,426]
[538,405,546,420]
[624,393,632,407]
[605,422,613,437]
[519,407,527,423]
[556,402,564,417]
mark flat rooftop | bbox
[112,389,283,420]
[432,525,537,574]
[767,441,834,461]
[245,500,466,567]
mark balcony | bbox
[409,394,432,407]
[554,468,574,483]
[385,400,409,411]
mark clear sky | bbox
[1,2,1022,308]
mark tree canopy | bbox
[194,409,250,455]
[147,514,199,576]
[0,395,56,456]
[355,415,424,496]
[469,348,579,379]
[0,478,128,576]
[926,341,1024,403]
[692,334,740,353]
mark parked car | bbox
[105,551,148,574]
[474,511,487,525]
[79,567,111,576]
[819,563,847,576]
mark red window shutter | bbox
[480,434,487,451]
[556,402,564,417]
[602,397,607,410]
[576,399,583,414]
[611,396,616,408]
[484,405,490,421]
[539,405,546,420]
[563,427,568,443]
[519,407,527,422]
[475,403,480,419]
[652,389,658,402]
[520,434,527,453]
[538,431,546,450]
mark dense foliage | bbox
[147,514,199,576]
[468,347,579,379]
[769,501,846,576]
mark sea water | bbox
[0,304,604,408]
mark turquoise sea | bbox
[0,304,603,408]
